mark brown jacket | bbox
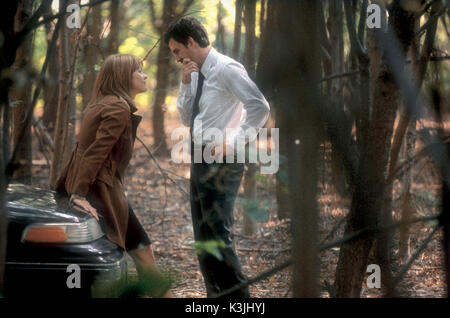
[55,95,142,249]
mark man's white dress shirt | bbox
[177,47,270,149]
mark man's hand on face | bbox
[181,58,199,84]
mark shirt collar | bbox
[200,47,218,80]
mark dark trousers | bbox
[190,157,249,298]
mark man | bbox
[165,17,269,297]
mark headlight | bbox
[21,218,104,243]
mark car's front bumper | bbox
[4,240,128,298]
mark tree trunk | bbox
[232,0,243,60]
[49,0,77,188]
[399,120,416,261]
[334,61,398,294]
[259,0,266,40]
[442,163,450,297]
[376,2,416,296]
[0,0,21,294]
[242,0,257,236]
[107,0,122,55]
[216,1,227,54]
[150,0,177,157]
[81,0,102,113]
[289,0,321,298]
[255,0,289,220]
[10,0,34,184]
[42,5,59,133]
[328,0,348,197]
[0,135,5,294]
[334,1,419,297]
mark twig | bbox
[32,126,50,168]
[319,69,362,83]
[320,216,347,245]
[32,0,112,31]
[236,247,291,253]
[142,38,161,62]
[416,0,439,19]
[64,6,92,120]
[141,8,203,62]
[415,4,448,39]
[430,55,450,61]
[99,16,112,41]
[385,224,441,296]
[213,214,440,298]
[32,115,54,150]
[212,259,293,298]
[6,5,63,185]
[343,0,368,63]
[136,136,189,197]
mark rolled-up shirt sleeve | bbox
[220,62,270,147]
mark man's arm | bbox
[176,79,195,126]
[176,58,199,126]
[221,62,270,147]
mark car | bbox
[3,183,128,297]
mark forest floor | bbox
[30,115,446,298]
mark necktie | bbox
[190,72,205,161]
[190,71,205,136]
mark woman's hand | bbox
[69,194,100,221]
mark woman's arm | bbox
[69,194,99,220]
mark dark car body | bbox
[4,183,128,297]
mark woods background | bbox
[0,0,449,298]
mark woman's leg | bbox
[128,245,173,297]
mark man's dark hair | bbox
[164,17,210,48]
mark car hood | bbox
[6,183,90,224]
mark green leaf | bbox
[192,240,226,261]
[236,198,272,222]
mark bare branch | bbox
[357,0,368,44]
[136,136,189,197]
[15,0,52,48]
[212,213,440,298]
[319,69,362,83]
[416,0,439,19]
[430,55,450,61]
[148,0,159,31]
[386,225,441,296]
[5,7,63,184]
[415,3,448,39]
[343,0,368,63]
[28,0,111,36]
[178,0,196,19]
[142,38,161,62]
[318,0,331,53]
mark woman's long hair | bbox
[90,54,143,111]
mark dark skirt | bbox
[87,179,151,251]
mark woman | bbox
[55,54,171,297]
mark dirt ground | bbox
[30,115,446,298]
